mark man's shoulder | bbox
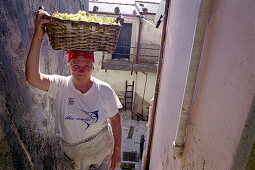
[47,75,71,98]
[93,77,111,89]
[93,78,114,96]
[48,74,71,86]
[49,74,70,80]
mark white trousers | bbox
[61,126,114,170]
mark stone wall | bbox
[0,0,88,169]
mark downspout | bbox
[136,16,142,64]
[143,0,170,169]
[172,0,213,159]
[132,16,142,115]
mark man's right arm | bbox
[25,10,50,91]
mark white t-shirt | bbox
[47,75,122,144]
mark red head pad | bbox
[65,51,95,63]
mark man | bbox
[139,135,145,160]
[25,9,122,170]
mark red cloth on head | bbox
[65,51,95,63]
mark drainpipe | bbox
[136,16,142,64]
[143,0,170,169]
[172,0,213,159]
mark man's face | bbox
[69,56,94,79]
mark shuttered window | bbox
[122,151,138,162]
[112,23,132,60]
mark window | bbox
[122,152,138,162]
[112,23,132,60]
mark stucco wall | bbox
[93,52,135,97]
[0,0,87,169]
[134,72,156,116]
[140,15,162,45]
[149,0,255,170]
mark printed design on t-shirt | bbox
[65,104,99,130]
[68,97,74,105]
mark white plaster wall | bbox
[135,72,156,102]
[92,52,135,96]
[149,0,255,170]
[149,0,200,169]
[135,72,157,114]
[140,15,163,45]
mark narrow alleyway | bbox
[118,110,148,170]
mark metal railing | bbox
[104,45,160,64]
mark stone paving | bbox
[118,110,148,170]
[117,160,142,170]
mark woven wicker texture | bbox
[43,15,122,53]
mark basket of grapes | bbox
[43,10,122,53]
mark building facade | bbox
[89,0,163,120]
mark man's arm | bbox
[108,113,122,170]
[25,10,50,91]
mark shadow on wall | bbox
[231,94,255,170]
[133,93,151,121]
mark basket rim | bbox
[42,13,122,53]
[43,15,122,27]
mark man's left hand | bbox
[108,113,122,170]
[110,147,121,170]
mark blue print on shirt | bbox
[65,109,99,130]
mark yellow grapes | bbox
[52,10,117,25]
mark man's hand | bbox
[34,9,50,41]
[111,147,121,170]
[108,113,122,170]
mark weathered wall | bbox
[0,0,88,169]
[93,52,135,96]
[134,72,156,117]
[149,0,255,170]
[149,0,200,169]
[140,14,162,45]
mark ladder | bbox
[124,81,134,111]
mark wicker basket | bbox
[43,15,122,53]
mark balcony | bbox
[102,44,160,72]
